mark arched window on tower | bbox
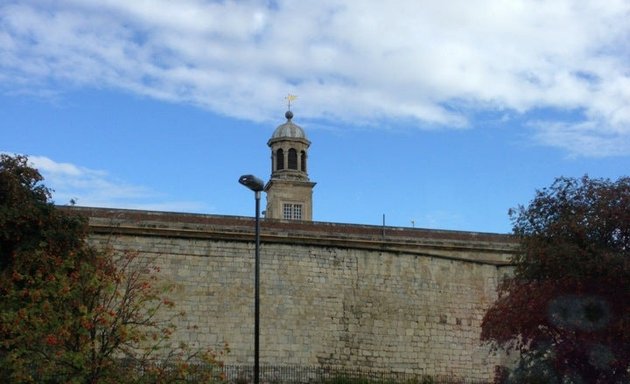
[288,148,298,170]
[300,150,307,172]
[276,149,284,170]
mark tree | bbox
[481,176,630,383]
[0,155,226,383]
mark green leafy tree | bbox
[481,176,630,383]
[0,154,226,383]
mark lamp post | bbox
[238,174,265,384]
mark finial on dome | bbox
[285,110,294,120]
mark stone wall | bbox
[69,207,517,382]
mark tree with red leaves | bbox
[481,176,630,383]
[0,155,226,383]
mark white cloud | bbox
[25,155,208,212]
[1,0,629,155]
[531,120,630,158]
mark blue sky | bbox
[1,0,629,234]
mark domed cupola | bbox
[270,111,308,141]
[264,110,316,221]
[267,111,311,181]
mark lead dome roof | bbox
[271,111,307,140]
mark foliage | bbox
[320,374,476,384]
[0,154,226,383]
[481,176,630,383]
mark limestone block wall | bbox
[73,207,517,382]
[259,244,505,379]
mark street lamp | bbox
[238,174,264,384]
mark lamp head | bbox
[238,174,265,192]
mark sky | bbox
[1,0,629,234]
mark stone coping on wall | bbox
[61,206,519,266]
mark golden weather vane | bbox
[285,94,298,111]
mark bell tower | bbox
[264,110,316,221]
